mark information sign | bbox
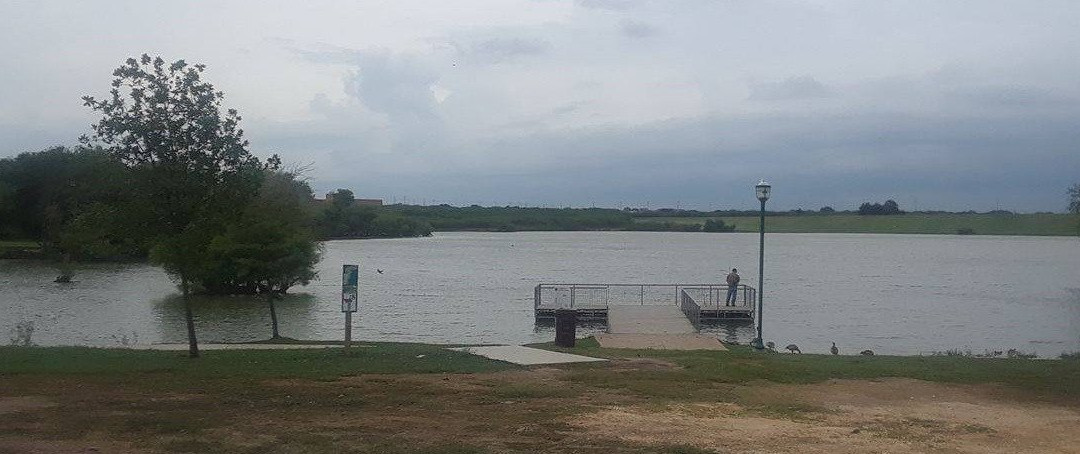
[342,264,359,312]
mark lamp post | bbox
[751,179,771,350]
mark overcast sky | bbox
[2,0,1079,211]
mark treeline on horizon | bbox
[0,148,433,256]
[382,204,737,232]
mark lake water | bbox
[2,232,1078,356]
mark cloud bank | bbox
[1,1,1079,211]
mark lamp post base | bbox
[750,338,764,350]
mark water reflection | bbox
[700,319,755,344]
[533,318,608,341]
[152,293,320,344]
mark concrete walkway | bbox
[595,333,727,350]
[607,305,696,334]
[448,345,606,366]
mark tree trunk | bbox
[182,278,200,358]
[268,292,280,339]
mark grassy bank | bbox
[2,342,1078,452]
[3,341,1077,397]
[547,339,1080,400]
[0,344,512,379]
[641,213,1079,236]
[0,240,41,259]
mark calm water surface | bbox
[1,232,1078,356]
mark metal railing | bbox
[535,283,755,310]
[680,289,702,328]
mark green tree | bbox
[1069,183,1080,214]
[1069,183,1080,235]
[195,171,322,338]
[82,54,265,357]
[0,147,129,248]
[317,189,379,238]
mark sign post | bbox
[341,264,359,348]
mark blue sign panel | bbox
[342,264,359,312]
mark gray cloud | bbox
[307,101,1080,211]
[343,52,441,121]
[576,0,640,11]
[949,85,1075,109]
[619,20,657,39]
[455,36,549,64]
[3,1,1080,212]
[748,76,834,101]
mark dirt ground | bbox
[1,361,1078,453]
[572,377,1080,453]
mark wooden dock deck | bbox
[607,305,696,334]
[534,283,755,324]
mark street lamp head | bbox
[755,179,772,202]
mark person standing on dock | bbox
[725,268,740,306]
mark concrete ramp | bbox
[449,345,606,366]
[607,305,696,334]
[595,333,727,350]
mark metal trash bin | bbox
[554,309,577,347]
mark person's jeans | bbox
[726,285,738,305]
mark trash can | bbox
[554,309,577,348]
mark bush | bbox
[956,227,976,235]
[858,199,903,215]
[702,219,736,232]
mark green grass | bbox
[542,340,1080,401]
[0,343,515,379]
[0,240,40,248]
[2,340,1078,452]
[6,341,1077,401]
[639,213,1079,236]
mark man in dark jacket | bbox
[725,268,740,306]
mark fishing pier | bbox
[534,283,755,333]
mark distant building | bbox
[316,192,383,206]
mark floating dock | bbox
[534,283,755,330]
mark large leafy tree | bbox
[197,171,322,338]
[82,55,264,357]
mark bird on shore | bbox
[860,349,875,356]
[785,344,801,354]
[830,342,839,355]
[765,341,776,352]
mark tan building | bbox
[318,192,383,206]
